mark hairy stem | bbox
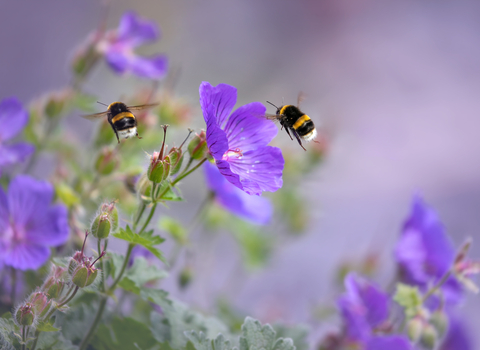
[30,330,40,350]
[78,296,107,350]
[108,243,134,293]
[133,203,146,231]
[21,326,26,350]
[422,270,452,302]
[57,286,79,308]
[138,203,157,234]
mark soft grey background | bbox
[2,0,480,346]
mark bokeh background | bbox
[2,0,480,347]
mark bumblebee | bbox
[82,102,158,143]
[266,95,317,151]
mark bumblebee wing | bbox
[81,111,108,120]
[127,103,159,111]
[297,92,307,107]
[263,113,281,123]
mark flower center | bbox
[2,223,25,249]
[222,148,243,161]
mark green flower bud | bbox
[136,173,152,199]
[68,255,81,276]
[94,147,118,175]
[85,268,98,287]
[148,153,170,183]
[430,310,449,337]
[187,130,207,159]
[15,304,35,326]
[29,292,48,313]
[407,317,424,343]
[166,147,183,175]
[42,275,64,299]
[91,214,111,239]
[72,266,89,288]
[39,300,53,318]
[421,324,438,350]
[179,267,193,289]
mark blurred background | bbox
[2,0,480,346]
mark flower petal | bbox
[117,11,159,47]
[225,102,278,151]
[206,109,229,160]
[439,317,472,350]
[337,296,371,342]
[0,97,29,141]
[344,273,389,328]
[130,54,168,79]
[204,162,272,224]
[0,187,8,233]
[395,195,456,285]
[25,204,69,247]
[2,243,50,270]
[105,50,129,74]
[8,175,54,227]
[0,143,35,168]
[366,336,412,350]
[227,146,284,194]
[199,82,237,129]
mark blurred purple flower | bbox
[0,97,34,173]
[439,316,472,350]
[365,336,412,350]
[199,82,284,195]
[338,273,389,343]
[98,11,167,79]
[395,195,462,301]
[204,161,272,225]
[128,245,155,267]
[0,176,69,270]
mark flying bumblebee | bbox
[82,102,158,143]
[265,94,317,151]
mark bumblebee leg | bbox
[292,129,306,151]
[136,132,142,140]
[284,126,294,141]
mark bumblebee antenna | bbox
[266,101,279,109]
[97,101,109,107]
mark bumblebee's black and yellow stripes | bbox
[267,101,317,151]
[107,102,138,143]
[82,101,158,143]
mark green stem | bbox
[57,286,79,308]
[133,203,146,231]
[108,243,134,293]
[422,270,452,302]
[22,326,26,350]
[58,283,76,305]
[30,330,40,350]
[138,203,157,234]
[78,295,107,350]
[98,239,107,292]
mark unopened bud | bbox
[42,276,64,299]
[188,130,207,160]
[15,304,35,326]
[179,267,193,289]
[29,292,48,313]
[91,201,118,239]
[95,147,118,175]
[430,310,449,337]
[421,324,438,350]
[407,317,424,343]
[72,265,98,288]
[166,147,183,175]
[148,153,170,183]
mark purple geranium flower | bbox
[0,97,34,174]
[439,316,472,350]
[204,161,273,225]
[395,195,462,301]
[199,82,284,195]
[0,176,69,270]
[337,273,412,350]
[98,11,167,78]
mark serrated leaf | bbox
[272,324,309,350]
[161,185,183,201]
[105,251,125,280]
[91,317,158,350]
[185,331,234,350]
[35,331,77,350]
[112,225,166,263]
[36,319,60,332]
[0,332,15,350]
[393,283,423,319]
[239,317,295,350]
[119,256,168,294]
[0,316,17,350]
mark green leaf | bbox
[36,319,61,332]
[0,316,17,350]
[393,283,423,319]
[121,256,168,293]
[105,251,125,280]
[92,317,158,350]
[157,182,183,202]
[35,331,77,350]
[239,317,295,350]
[0,332,15,350]
[185,331,234,350]
[149,297,230,349]
[112,225,166,263]
[273,323,309,350]
[159,217,188,245]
